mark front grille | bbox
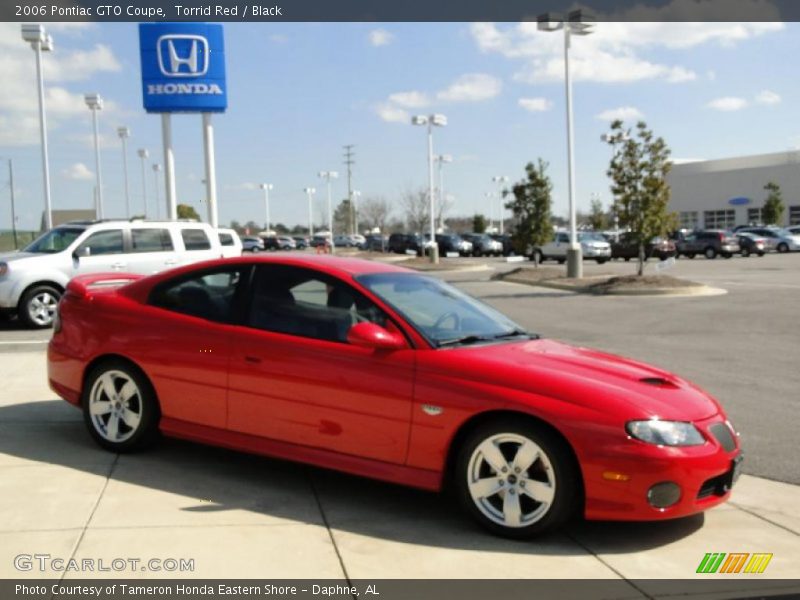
[709,423,736,452]
[697,473,729,499]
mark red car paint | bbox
[48,255,741,521]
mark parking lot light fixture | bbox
[435,155,452,231]
[137,149,149,217]
[538,9,595,279]
[303,187,316,237]
[492,176,509,234]
[117,127,131,218]
[84,93,105,219]
[21,24,54,230]
[412,114,447,263]
[260,183,273,233]
[318,171,339,252]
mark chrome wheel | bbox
[88,370,143,443]
[27,291,58,327]
[466,433,556,528]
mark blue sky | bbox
[0,20,795,230]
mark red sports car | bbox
[48,255,742,538]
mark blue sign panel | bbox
[139,23,227,113]
[728,197,751,206]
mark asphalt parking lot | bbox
[0,251,798,584]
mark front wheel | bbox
[454,419,579,538]
[777,243,789,253]
[82,360,160,453]
[596,258,607,264]
[704,247,717,259]
[18,284,61,329]
[741,247,750,257]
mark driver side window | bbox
[76,230,124,256]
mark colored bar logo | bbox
[697,553,772,574]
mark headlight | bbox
[0,262,7,277]
[626,420,705,446]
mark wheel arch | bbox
[442,409,585,504]
[18,280,65,305]
[81,353,159,412]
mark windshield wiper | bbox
[436,329,536,347]
[493,328,537,340]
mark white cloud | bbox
[368,28,394,47]
[755,90,781,105]
[470,19,781,85]
[436,73,501,103]
[518,97,552,112]
[596,106,645,121]
[707,97,748,111]
[62,162,93,181]
[388,91,430,108]
[374,103,409,124]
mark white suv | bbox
[0,220,223,328]
[530,231,611,264]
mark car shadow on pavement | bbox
[0,316,29,331]
[1,400,702,554]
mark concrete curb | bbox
[502,276,727,298]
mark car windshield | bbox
[356,272,533,346]
[578,232,606,242]
[22,227,86,254]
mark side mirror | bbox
[73,247,91,259]
[347,322,406,351]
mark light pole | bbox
[21,24,53,231]
[351,190,361,234]
[538,10,595,278]
[0,158,18,249]
[435,154,452,231]
[412,114,447,263]
[485,192,496,231]
[117,127,131,218]
[304,187,316,237]
[492,175,509,235]
[137,149,149,217]
[260,183,273,233]
[318,171,338,253]
[84,93,104,219]
[152,163,162,219]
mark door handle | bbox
[244,356,262,365]
[111,262,126,269]
[165,259,178,265]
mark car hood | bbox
[0,251,52,264]
[437,338,720,421]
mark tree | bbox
[333,199,352,234]
[507,159,553,265]
[400,187,430,233]
[177,204,201,221]
[604,120,677,276]
[761,181,785,225]
[359,196,391,232]
[472,214,487,233]
[588,197,609,231]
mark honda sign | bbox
[139,23,227,113]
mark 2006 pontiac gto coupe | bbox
[48,255,742,538]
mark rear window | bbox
[181,229,212,251]
[219,232,234,246]
[132,228,174,253]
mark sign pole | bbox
[161,113,177,220]
[202,113,218,227]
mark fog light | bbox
[647,482,681,509]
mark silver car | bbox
[738,226,800,253]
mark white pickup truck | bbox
[530,231,611,264]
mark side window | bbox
[181,228,212,251]
[131,228,174,253]
[556,233,569,243]
[219,233,234,246]
[149,268,242,322]
[76,230,124,256]
[248,266,387,343]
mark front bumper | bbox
[581,415,742,521]
[582,246,611,258]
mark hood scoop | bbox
[640,377,677,388]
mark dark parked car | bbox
[611,232,676,261]
[241,236,265,253]
[434,233,472,256]
[388,233,422,254]
[490,234,514,256]
[293,236,309,249]
[675,230,740,259]
[736,232,767,257]
[364,234,389,252]
[461,233,503,257]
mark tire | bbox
[777,243,789,253]
[596,259,607,264]
[82,360,160,453]
[624,257,630,262]
[686,253,695,259]
[18,284,61,329]
[741,247,750,258]
[704,247,717,259]
[454,418,579,539]
[557,258,565,265]
[722,253,732,259]
[758,252,765,257]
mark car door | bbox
[126,226,180,274]
[71,228,128,275]
[140,265,245,428]
[226,264,415,465]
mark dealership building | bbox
[667,150,800,230]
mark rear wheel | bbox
[704,247,717,259]
[18,284,61,329]
[557,258,565,264]
[686,253,695,259]
[82,360,160,453]
[741,247,750,257]
[596,259,607,264]
[758,252,765,257]
[454,419,579,538]
[777,242,789,253]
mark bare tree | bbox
[359,196,391,232]
[400,187,430,233]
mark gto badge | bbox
[422,404,443,416]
